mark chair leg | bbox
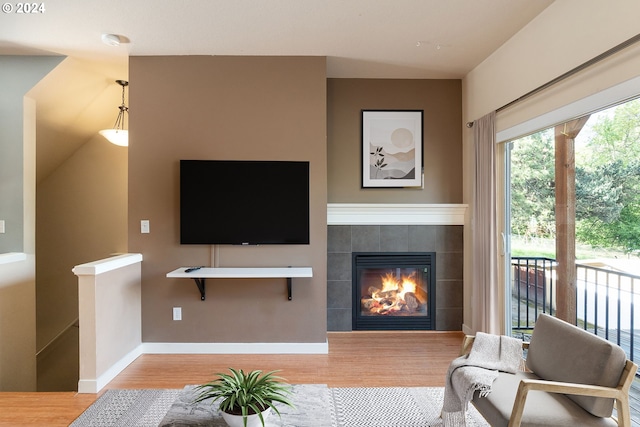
[615,397,631,427]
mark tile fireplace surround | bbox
[327,204,465,331]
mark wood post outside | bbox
[554,117,588,324]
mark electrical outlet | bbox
[173,307,182,321]
[141,220,150,234]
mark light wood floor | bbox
[0,331,464,426]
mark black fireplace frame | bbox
[352,252,436,330]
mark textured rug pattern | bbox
[71,385,489,426]
[330,387,488,427]
[70,389,182,427]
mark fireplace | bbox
[352,252,435,330]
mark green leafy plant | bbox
[192,368,294,427]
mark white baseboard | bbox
[77,341,328,393]
[142,341,329,355]
[77,344,144,393]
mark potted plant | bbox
[192,368,295,427]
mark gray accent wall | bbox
[0,56,64,254]
[327,225,463,331]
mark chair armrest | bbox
[518,378,623,399]
[508,359,637,427]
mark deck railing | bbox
[511,257,639,365]
[511,257,556,331]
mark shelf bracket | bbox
[287,277,292,300]
[192,278,206,300]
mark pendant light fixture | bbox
[100,79,129,147]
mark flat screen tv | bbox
[180,160,310,245]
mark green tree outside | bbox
[510,98,640,257]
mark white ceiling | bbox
[1,0,553,181]
[1,0,553,79]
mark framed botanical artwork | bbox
[361,110,423,188]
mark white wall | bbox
[461,0,640,333]
[0,56,63,390]
[74,254,142,393]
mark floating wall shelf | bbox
[166,267,313,301]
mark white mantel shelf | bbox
[166,267,313,301]
[327,203,467,225]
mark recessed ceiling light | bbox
[101,34,121,47]
[416,41,450,50]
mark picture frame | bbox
[361,110,423,188]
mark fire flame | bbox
[362,270,426,315]
[374,271,417,299]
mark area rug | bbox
[330,387,488,427]
[70,389,182,427]
[71,385,489,427]
[159,384,333,426]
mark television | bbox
[180,160,310,245]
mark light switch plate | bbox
[141,220,150,234]
[173,307,182,321]
[0,220,4,234]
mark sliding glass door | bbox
[504,98,640,339]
